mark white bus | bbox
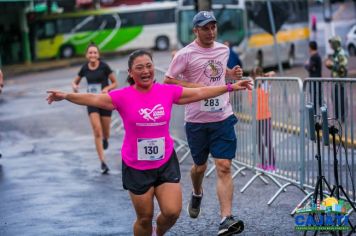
[28,1,177,59]
[176,0,310,70]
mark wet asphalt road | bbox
[1,52,356,236]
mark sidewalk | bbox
[2,57,87,78]
[2,55,356,79]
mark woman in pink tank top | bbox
[46,49,251,236]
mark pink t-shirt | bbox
[109,83,183,170]
[166,41,233,123]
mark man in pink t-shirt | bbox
[164,11,245,235]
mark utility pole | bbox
[267,0,283,74]
[195,0,212,11]
[323,0,334,56]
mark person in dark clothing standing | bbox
[224,41,242,69]
[304,41,322,113]
[305,41,322,77]
[72,43,118,174]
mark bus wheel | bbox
[60,45,75,58]
[155,36,169,51]
[287,45,295,68]
[255,51,263,68]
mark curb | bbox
[2,58,87,78]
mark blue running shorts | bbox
[185,114,238,165]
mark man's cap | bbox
[192,11,217,27]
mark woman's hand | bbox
[72,83,79,93]
[47,90,67,104]
[232,79,253,91]
[102,87,110,93]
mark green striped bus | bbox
[28,1,177,59]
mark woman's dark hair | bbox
[86,42,99,53]
[127,49,153,85]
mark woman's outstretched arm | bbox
[46,90,115,111]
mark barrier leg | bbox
[205,158,215,177]
[175,143,186,153]
[265,174,287,193]
[267,182,292,206]
[231,160,246,177]
[290,191,313,216]
[178,150,191,164]
[111,117,120,128]
[268,184,310,206]
[240,172,269,193]
[172,136,191,164]
[232,166,247,179]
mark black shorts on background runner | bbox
[87,106,112,116]
[122,150,180,195]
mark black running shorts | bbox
[87,106,112,117]
[122,150,181,195]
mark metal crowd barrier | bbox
[230,77,356,209]
[293,78,356,213]
[230,77,309,205]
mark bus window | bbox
[177,10,196,45]
[57,18,75,34]
[144,10,175,25]
[120,12,143,27]
[75,16,100,32]
[215,9,244,45]
[100,14,117,29]
[37,21,56,39]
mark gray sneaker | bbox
[187,191,203,218]
[218,215,244,236]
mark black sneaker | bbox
[103,139,109,150]
[218,215,244,236]
[187,190,203,218]
[101,162,110,174]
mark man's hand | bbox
[227,65,243,80]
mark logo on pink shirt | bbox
[203,60,224,82]
[139,104,165,122]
